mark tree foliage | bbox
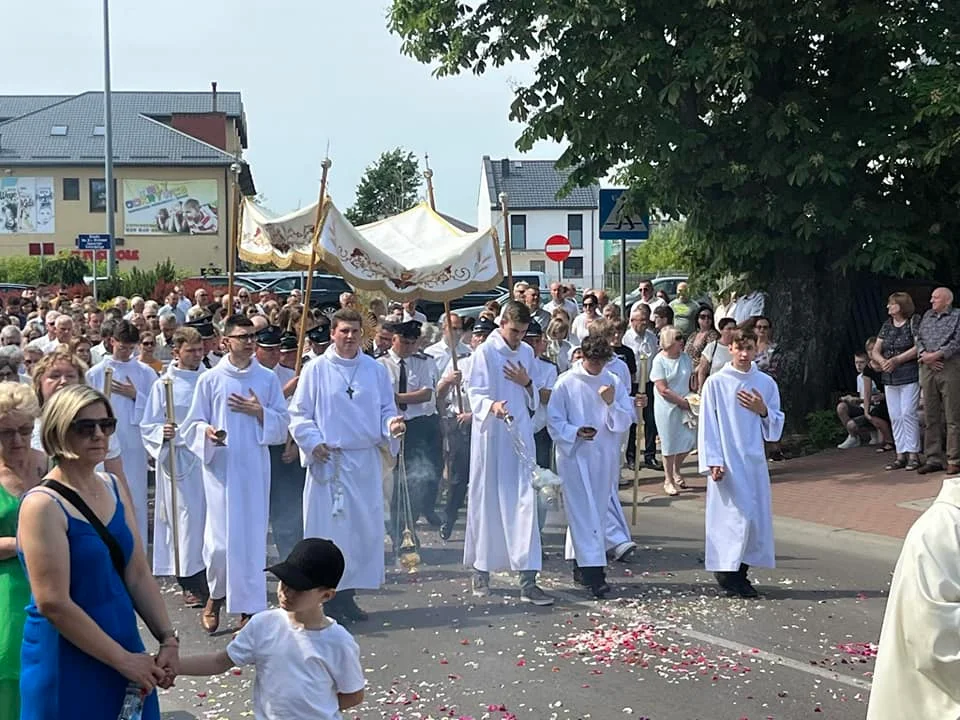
[345,148,424,225]
[389,0,960,423]
[390,0,958,282]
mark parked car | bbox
[613,275,712,312]
[183,275,267,293]
[258,272,354,315]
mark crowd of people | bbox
[3,276,953,718]
[834,288,960,476]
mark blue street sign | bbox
[76,233,112,251]
[599,189,649,240]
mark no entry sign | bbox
[544,234,571,262]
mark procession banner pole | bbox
[499,192,513,289]
[423,161,463,413]
[294,157,333,375]
[227,160,243,315]
[632,354,649,526]
[103,367,113,401]
[163,378,182,578]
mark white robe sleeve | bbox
[466,348,497,433]
[131,366,153,425]
[759,378,784,443]
[604,378,634,434]
[182,374,218,465]
[377,363,401,457]
[140,378,167,462]
[289,362,325,465]
[256,372,289,447]
[697,376,725,473]
[547,381,580,456]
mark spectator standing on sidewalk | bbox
[871,293,922,471]
[914,287,960,475]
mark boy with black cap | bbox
[179,538,366,718]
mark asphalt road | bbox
[154,490,900,720]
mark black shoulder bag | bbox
[42,478,128,586]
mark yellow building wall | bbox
[0,164,239,274]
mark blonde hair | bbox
[0,382,41,420]
[40,384,114,461]
[659,325,682,350]
[32,349,89,407]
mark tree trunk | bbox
[766,253,854,430]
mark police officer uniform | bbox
[378,320,442,535]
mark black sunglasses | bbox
[69,417,118,438]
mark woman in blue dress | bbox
[17,384,179,719]
[650,325,697,497]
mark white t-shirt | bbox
[227,609,365,720]
[701,341,732,376]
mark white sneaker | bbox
[869,430,881,446]
[837,434,860,450]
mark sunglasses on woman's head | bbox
[69,417,118,438]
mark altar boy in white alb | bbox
[289,308,404,622]
[86,319,158,548]
[141,326,208,607]
[464,301,553,606]
[697,326,784,598]
[548,336,634,598]
[183,315,289,633]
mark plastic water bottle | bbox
[117,683,143,720]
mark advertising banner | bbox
[123,179,219,235]
[0,177,55,234]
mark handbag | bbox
[42,477,128,587]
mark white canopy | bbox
[318,201,503,301]
[237,198,319,269]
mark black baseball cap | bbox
[265,538,345,591]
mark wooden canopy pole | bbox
[499,192,513,290]
[294,157,333,375]
[423,159,463,412]
[227,159,243,315]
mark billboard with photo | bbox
[123,179,219,236]
[0,177,55,234]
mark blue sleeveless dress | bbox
[18,475,160,720]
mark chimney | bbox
[501,157,510,177]
[211,81,218,112]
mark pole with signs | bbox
[78,234,112,304]
[619,239,627,313]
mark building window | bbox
[92,126,106,136]
[510,214,527,250]
[89,178,117,212]
[567,214,583,249]
[63,178,80,201]
[529,260,545,273]
[563,257,583,279]
[50,125,68,136]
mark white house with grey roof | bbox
[0,84,252,272]
[478,155,602,289]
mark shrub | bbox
[805,409,844,451]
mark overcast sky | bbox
[5,0,563,226]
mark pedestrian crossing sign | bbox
[599,189,649,240]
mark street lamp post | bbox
[102,0,116,277]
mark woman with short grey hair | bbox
[0,347,22,383]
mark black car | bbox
[417,286,507,322]
[259,273,353,314]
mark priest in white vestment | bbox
[86,320,159,548]
[867,476,960,720]
[549,336,634,597]
[182,315,289,632]
[464,301,553,606]
[698,326,783,598]
[141,327,208,606]
[289,308,404,622]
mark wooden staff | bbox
[163,378,182,577]
[103,367,113,400]
[294,157,333,375]
[424,163,464,412]
[499,192,513,289]
[228,160,243,315]
[632,354,649,525]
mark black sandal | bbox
[875,443,895,453]
[885,458,907,471]
[904,459,921,471]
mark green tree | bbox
[345,148,423,225]
[389,0,960,423]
